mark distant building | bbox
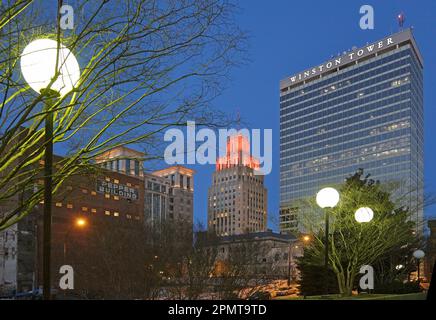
[425,219,436,282]
[0,152,145,295]
[151,166,195,225]
[0,145,194,296]
[143,172,170,225]
[95,145,145,178]
[208,134,267,236]
[209,230,302,279]
[279,29,424,234]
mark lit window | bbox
[126,214,132,219]
[126,182,132,187]
[82,189,88,194]
[55,202,62,207]
[105,194,110,199]
[67,204,73,209]
[105,210,111,216]
[105,177,110,182]
[114,212,119,217]
[114,179,119,184]
[113,195,119,200]
[91,208,97,213]
[82,207,88,212]
[91,191,97,196]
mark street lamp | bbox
[316,187,340,294]
[64,217,88,264]
[413,249,425,284]
[20,38,80,300]
[354,207,374,223]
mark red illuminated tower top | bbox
[216,134,260,171]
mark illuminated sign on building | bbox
[280,29,421,89]
[97,180,138,201]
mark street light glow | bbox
[354,207,374,223]
[20,39,80,96]
[75,217,87,228]
[316,187,340,208]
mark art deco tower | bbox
[208,134,268,236]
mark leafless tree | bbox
[0,0,246,230]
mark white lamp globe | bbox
[20,39,80,97]
[395,264,404,270]
[354,207,374,223]
[316,187,340,208]
[413,249,425,260]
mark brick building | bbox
[0,145,194,297]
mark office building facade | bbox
[279,29,423,233]
[208,134,267,236]
[145,166,195,226]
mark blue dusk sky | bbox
[189,0,436,230]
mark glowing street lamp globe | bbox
[354,207,374,223]
[316,187,340,208]
[20,39,80,97]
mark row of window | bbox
[280,47,412,102]
[101,159,141,176]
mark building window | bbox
[114,212,119,217]
[180,175,184,188]
[105,194,110,199]
[116,159,120,171]
[82,189,88,194]
[55,202,62,207]
[113,195,120,200]
[187,176,191,189]
[127,182,132,187]
[91,191,97,196]
[91,208,97,213]
[126,159,131,174]
[82,207,88,212]
[105,210,110,216]
[134,160,140,176]
[126,214,132,219]
[67,204,73,209]
[114,179,119,184]
[105,177,110,182]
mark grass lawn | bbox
[274,292,426,300]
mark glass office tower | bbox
[279,29,423,234]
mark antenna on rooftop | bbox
[397,12,406,30]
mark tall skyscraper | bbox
[279,29,423,233]
[208,134,267,236]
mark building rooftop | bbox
[280,28,423,91]
[218,230,296,243]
